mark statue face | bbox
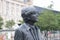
[29,12,39,22]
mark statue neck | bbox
[25,21,35,26]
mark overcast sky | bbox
[33,0,60,11]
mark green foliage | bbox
[0,16,3,29]
[56,14,60,30]
[35,10,59,31]
[5,20,15,28]
[19,20,24,24]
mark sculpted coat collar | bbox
[24,23,39,31]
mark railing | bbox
[0,30,60,40]
[0,29,15,40]
[43,31,60,40]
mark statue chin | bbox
[31,19,38,22]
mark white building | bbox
[0,0,32,29]
[0,0,32,23]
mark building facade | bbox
[0,0,32,23]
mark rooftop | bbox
[34,6,60,13]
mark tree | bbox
[48,1,54,9]
[5,20,15,29]
[35,9,59,40]
[0,16,3,29]
[56,13,60,30]
[35,10,58,31]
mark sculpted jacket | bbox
[14,23,44,40]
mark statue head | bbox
[21,6,39,24]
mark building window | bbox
[14,0,31,3]
[11,3,14,14]
[16,4,19,13]
[6,1,9,14]
[1,0,3,1]
[10,3,14,19]
[13,0,24,2]
[5,1,10,19]
[24,0,31,3]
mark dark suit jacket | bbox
[14,23,44,40]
